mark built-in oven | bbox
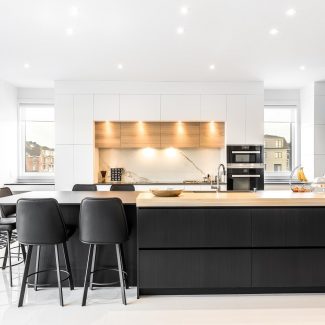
[227,145,264,165]
[227,167,264,191]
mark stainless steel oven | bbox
[227,167,264,191]
[227,145,263,165]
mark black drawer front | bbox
[139,249,251,289]
[252,208,325,247]
[252,249,325,287]
[138,208,251,248]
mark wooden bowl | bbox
[151,189,183,197]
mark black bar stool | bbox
[79,197,129,306]
[0,187,26,286]
[110,184,135,191]
[16,198,75,307]
[72,184,97,191]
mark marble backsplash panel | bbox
[98,148,225,182]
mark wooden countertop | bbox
[136,191,325,207]
[0,191,140,205]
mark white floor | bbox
[1,263,325,324]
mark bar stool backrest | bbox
[17,198,67,245]
[72,184,97,191]
[110,184,135,191]
[79,198,128,244]
[0,187,15,218]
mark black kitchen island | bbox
[136,191,325,297]
[0,191,139,287]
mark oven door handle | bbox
[231,151,261,154]
[231,175,261,178]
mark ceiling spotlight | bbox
[70,6,79,16]
[24,63,30,69]
[180,6,189,15]
[299,65,306,71]
[176,26,184,35]
[66,27,74,36]
[209,64,215,70]
[286,8,296,16]
[117,64,123,70]
[269,28,279,36]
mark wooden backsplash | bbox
[95,121,225,148]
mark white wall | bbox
[0,81,18,185]
[18,87,54,104]
[55,81,264,189]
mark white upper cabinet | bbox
[226,95,246,145]
[201,95,227,121]
[245,95,264,145]
[55,95,74,144]
[119,95,160,121]
[94,94,119,121]
[161,95,200,121]
[73,94,94,145]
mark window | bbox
[19,104,55,179]
[264,107,297,179]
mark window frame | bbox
[264,105,299,182]
[18,103,55,181]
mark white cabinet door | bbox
[226,95,246,145]
[73,145,94,184]
[161,95,201,121]
[55,95,74,144]
[245,95,264,145]
[55,145,74,190]
[120,95,160,121]
[74,95,94,144]
[94,94,119,121]
[201,95,227,121]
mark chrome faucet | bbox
[211,163,226,192]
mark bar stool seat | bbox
[79,197,129,306]
[0,218,16,231]
[17,198,74,307]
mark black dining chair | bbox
[79,197,129,306]
[0,187,26,286]
[110,184,135,191]
[16,198,74,307]
[72,184,97,191]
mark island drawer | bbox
[137,208,251,248]
[139,249,251,289]
[252,248,325,287]
[252,208,325,247]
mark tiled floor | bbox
[1,261,325,324]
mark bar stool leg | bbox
[18,245,33,307]
[6,231,13,287]
[90,244,97,290]
[120,245,129,289]
[34,246,41,291]
[18,244,21,261]
[116,244,127,305]
[62,242,74,290]
[2,235,9,269]
[21,244,26,262]
[54,244,64,306]
[82,244,94,306]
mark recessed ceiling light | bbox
[286,8,296,16]
[269,28,279,36]
[66,27,74,36]
[70,6,79,16]
[299,65,306,71]
[209,64,215,70]
[24,63,30,69]
[117,64,123,70]
[180,6,189,15]
[176,26,184,35]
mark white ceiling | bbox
[1,0,325,88]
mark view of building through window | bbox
[264,108,296,176]
[20,105,55,176]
